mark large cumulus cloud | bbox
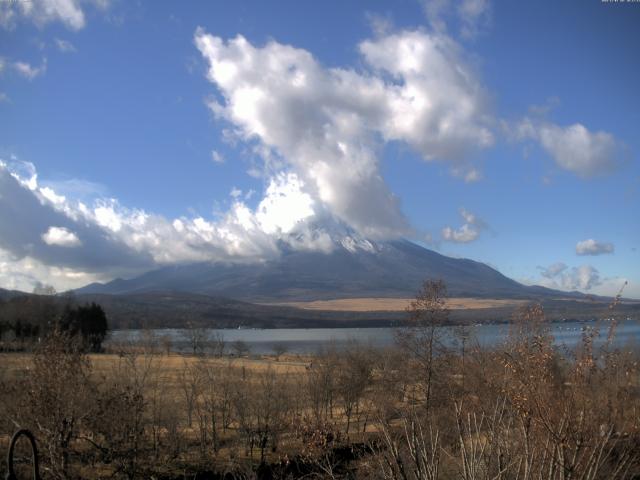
[194,28,495,238]
[0,160,355,290]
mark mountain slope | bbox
[0,287,32,300]
[75,239,573,301]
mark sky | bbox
[0,0,638,298]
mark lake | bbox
[107,319,640,355]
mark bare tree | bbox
[211,331,226,357]
[160,334,173,356]
[139,328,159,354]
[23,331,93,479]
[183,321,210,356]
[376,412,441,480]
[232,339,251,357]
[306,346,338,423]
[233,368,291,462]
[178,360,202,428]
[336,342,373,435]
[397,279,449,413]
[86,347,156,479]
[272,343,288,361]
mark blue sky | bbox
[0,0,638,298]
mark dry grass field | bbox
[1,348,323,477]
[1,351,310,385]
[267,296,528,311]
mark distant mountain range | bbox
[76,239,577,301]
[3,239,638,329]
[0,288,28,301]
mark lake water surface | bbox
[108,319,640,355]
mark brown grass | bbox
[2,351,310,380]
[266,296,528,311]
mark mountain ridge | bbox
[74,239,584,301]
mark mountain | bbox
[0,287,31,301]
[75,239,575,301]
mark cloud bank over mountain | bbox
[0,159,380,290]
[0,15,630,295]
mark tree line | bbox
[0,294,108,352]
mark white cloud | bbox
[55,37,77,53]
[0,0,111,30]
[0,92,9,103]
[0,159,374,290]
[211,150,224,164]
[0,163,155,277]
[40,186,66,205]
[3,159,38,190]
[459,207,485,227]
[528,96,560,116]
[539,262,568,279]
[442,224,479,243]
[572,265,602,290]
[359,31,494,160]
[93,201,123,232]
[13,58,47,80]
[195,28,493,239]
[0,248,105,292]
[460,167,482,183]
[365,12,394,37]
[441,207,486,243]
[517,119,623,178]
[421,0,491,38]
[422,0,450,33]
[576,238,614,256]
[42,226,81,247]
[255,173,315,235]
[40,177,107,200]
[457,0,491,38]
[537,262,602,291]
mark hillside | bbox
[75,239,577,301]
